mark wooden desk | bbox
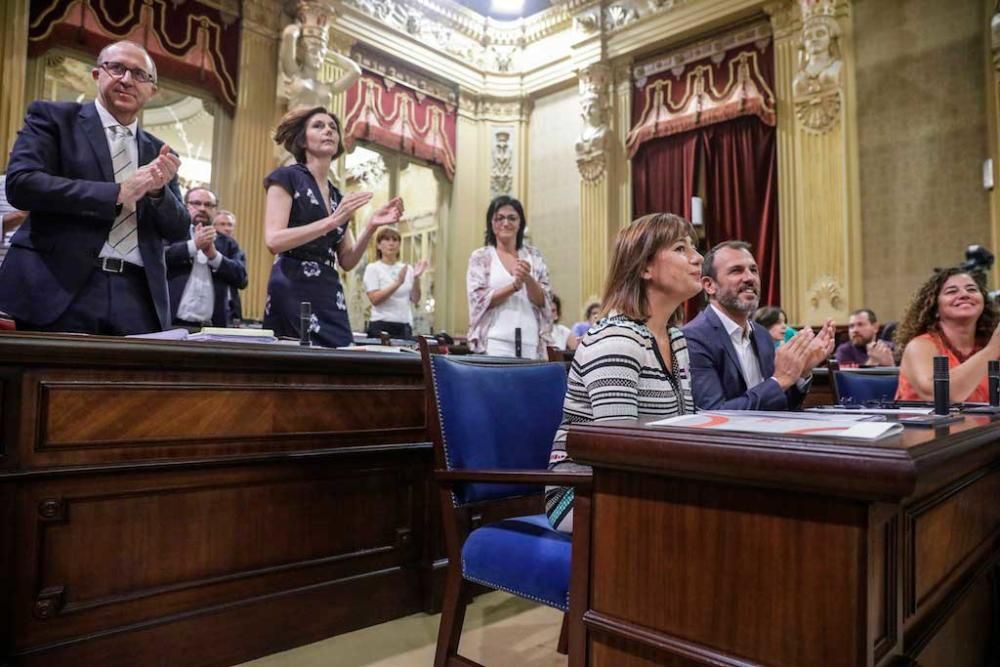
[0,333,439,666]
[568,416,1000,666]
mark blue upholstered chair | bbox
[419,338,590,667]
[832,367,900,405]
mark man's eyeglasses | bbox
[100,61,156,85]
[493,214,520,224]
[187,199,217,209]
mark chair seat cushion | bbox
[461,514,571,612]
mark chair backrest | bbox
[427,352,567,505]
[832,368,899,404]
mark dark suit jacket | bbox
[166,232,247,327]
[683,305,807,411]
[0,101,189,329]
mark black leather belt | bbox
[94,257,143,275]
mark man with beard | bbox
[0,41,188,334]
[835,308,895,367]
[684,241,835,410]
[166,187,247,328]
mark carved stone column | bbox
[765,0,860,325]
[576,63,617,303]
[0,0,28,169]
[214,0,282,321]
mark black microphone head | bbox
[933,355,949,377]
[300,301,312,318]
[990,359,1000,376]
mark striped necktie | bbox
[106,125,138,256]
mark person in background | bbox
[549,294,575,351]
[896,268,1000,402]
[571,301,601,340]
[684,241,835,411]
[363,226,427,339]
[212,209,246,324]
[835,308,894,367]
[546,213,703,533]
[466,195,553,359]
[753,305,790,348]
[0,40,188,334]
[262,105,403,346]
[166,187,247,328]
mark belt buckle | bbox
[101,257,125,273]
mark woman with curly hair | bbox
[262,106,403,346]
[895,267,1000,402]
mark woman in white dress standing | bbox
[466,196,553,359]
[363,226,427,339]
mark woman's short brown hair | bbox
[601,212,696,322]
[374,226,401,259]
[273,106,345,163]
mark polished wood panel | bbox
[569,416,1000,666]
[0,333,437,666]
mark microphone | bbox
[990,360,1000,406]
[933,355,950,416]
[299,301,312,347]
[514,327,522,359]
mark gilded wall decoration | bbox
[490,129,514,198]
[792,0,842,134]
[278,1,362,111]
[576,64,611,182]
[808,275,844,311]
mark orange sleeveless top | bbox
[895,332,990,403]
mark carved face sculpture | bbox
[301,35,328,72]
[581,94,603,127]
[803,17,838,59]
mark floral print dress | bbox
[262,163,351,347]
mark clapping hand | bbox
[118,145,182,207]
[395,264,409,285]
[326,191,373,231]
[367,196,404,230]
[413,258,430,278]
[193,223,217,259]
[773,328,810,389]
[866,339,894,366]
[802,318,836,374]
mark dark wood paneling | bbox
[0,333,440,666]
[589,471,867,667]
[911,573,994,667]
[905,467,1000,614]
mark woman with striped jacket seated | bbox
[545,212,704,533]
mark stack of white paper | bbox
[649,411,903,440]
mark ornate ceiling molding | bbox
[353,45,460,105]
[633,20,772,85]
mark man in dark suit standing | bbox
[212,208,246,324]
[684,241,834,411]
[0,41,188,335]
[166,187,247,328]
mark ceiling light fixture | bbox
[490,0,525,15]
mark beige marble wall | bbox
[855,0,990,322]
[527,86,583,327]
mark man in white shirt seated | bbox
[684,240,834,410]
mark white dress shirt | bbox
[711,304,765,388]
[94,99,144,267]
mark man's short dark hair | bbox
[701,240,753,281]
[850,308,878,323]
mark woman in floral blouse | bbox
[262,106,402,346]
[466,196,553,359]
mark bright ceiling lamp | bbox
[490,0,524,15]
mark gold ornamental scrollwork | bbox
[808,274,844,311]
[792,0,843,134]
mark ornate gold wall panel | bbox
[214,11,280,321]
[0,0,29,170]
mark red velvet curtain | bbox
[632,130,699,220]
[702,116,779,307]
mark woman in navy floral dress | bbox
[263,106,403,346]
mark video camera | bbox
[959,244,995,274]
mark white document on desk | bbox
[649,412,904,440]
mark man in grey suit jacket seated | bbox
[683,241,834,411]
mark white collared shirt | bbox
[95,99,143,266]
[711,304,765,388]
